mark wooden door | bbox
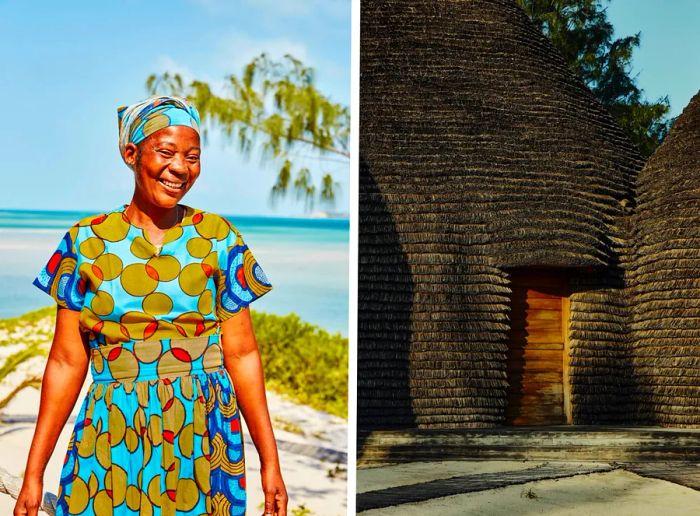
[505,268,571,425]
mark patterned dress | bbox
[33,204,272,516]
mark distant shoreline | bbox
[0,208,349,231]
[0,208,349,221]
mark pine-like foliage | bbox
[147,54,350,211]
[517,0,671,157]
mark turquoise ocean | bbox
[0,209,349,336]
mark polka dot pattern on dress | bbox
[33,204,272,345]
[33,204,272,516]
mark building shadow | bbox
[357,156,416,451]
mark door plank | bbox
[505,268,569,426]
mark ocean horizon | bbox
[0,209,349,336]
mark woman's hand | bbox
[13,477,43,516]
[14,307,89,516]
[261,464,288,516]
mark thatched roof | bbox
[359,0,644,429]
[629,90,700,426]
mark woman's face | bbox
[123,125,201,209]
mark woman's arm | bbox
[14,306,89,516]
[220,307,288,516]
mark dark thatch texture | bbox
[628,91,700,427]
[359,0,644,430]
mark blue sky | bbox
[0,0,350,216]
[607,0,700,120]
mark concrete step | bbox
[358,426,700,465]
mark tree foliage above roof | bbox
[516,0,671,158]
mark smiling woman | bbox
[13,96,288,516]
[126,126,201,204]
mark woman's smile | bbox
[158,177,187,193]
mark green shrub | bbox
[0,306,55,345]
[251,311,348,419]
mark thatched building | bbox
[359,0,647,430]
[628,91,700,427]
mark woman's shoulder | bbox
[62,205,126,242]
[184,205,242,239]
[73,205,123,226]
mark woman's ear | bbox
[122,142,138,169]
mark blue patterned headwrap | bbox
[117,95,201,155]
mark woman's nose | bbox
[169,154,188,173]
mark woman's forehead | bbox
[118,95,201,156]
[139,126,201,149]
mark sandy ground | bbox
[358,461,700,516]
[0,382,347,515]
[357,460,541,493]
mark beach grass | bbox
[252,311,348,418]
[0,307,348,418]
[0,306,55,343]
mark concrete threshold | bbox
[358,425,700,465]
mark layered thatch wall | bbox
[567,260,637,423]
[359,0,644,429]
[628,91,700,427]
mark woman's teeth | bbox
[160,179,185,190]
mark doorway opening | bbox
[505,267,572,425]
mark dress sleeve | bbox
[215,223,272,320]
[33,226,86,311]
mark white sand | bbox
[357,460,551,494]
[360,468,700,516]
[0,383,347,515]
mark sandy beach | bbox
[360,469,700,515]
[357,460,700,515]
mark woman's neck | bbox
[124,197,181,230]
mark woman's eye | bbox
[158,150,174,157]
[187,156,200,163]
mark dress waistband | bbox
[90,334,223,383]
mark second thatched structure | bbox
[627,91,700,427]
